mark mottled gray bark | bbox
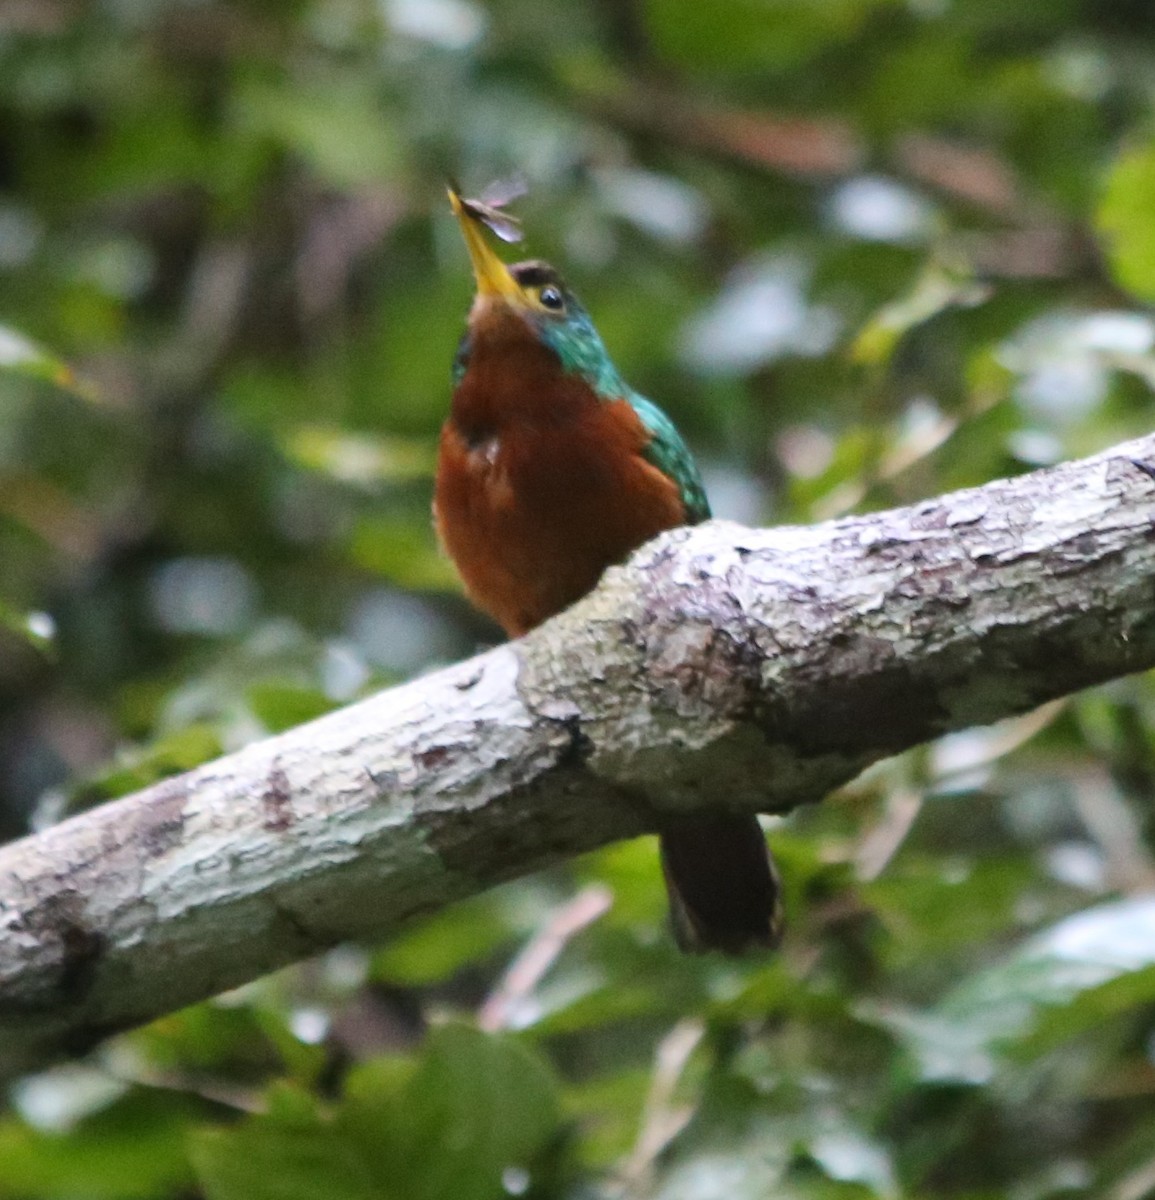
[2,433,1155,1080]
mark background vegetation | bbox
[4,0,1155,1196]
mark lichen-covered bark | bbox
[2,434,1155,1080]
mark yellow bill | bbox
[448,185,525,300]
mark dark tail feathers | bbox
[659,813,783,955]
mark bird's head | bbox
[448,185,625,397]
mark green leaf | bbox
[234,76,403,189]
[0,1090,195,1199]
[0,325,81,391]
[372,896,514,985]
[285,427,435,488]
[1098,141,1155,303]
[192,1026,562,1200]
[0,601,55,656]
[349,515,458,590]
[646,0,879,73]
[134,1001,284,1077]
[344,1024,562,1200]
[851,262,990,367]
[880,896,1155,1085]
[246,682,335,733]
[1019,962,1155,1060]
[73,723,223,806]
[192,1117,381,1200]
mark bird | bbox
[434,184,782,954]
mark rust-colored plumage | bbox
[436,305,686,635]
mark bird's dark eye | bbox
[538,285,564,311]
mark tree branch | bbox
[3,434,1155,1080]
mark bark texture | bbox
[2,433,1155,1080]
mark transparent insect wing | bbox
[461,200,524,244]
[478,172,528,209]
[452,173,527,243]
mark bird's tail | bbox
[659,813,783,954]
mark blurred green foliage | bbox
[3,0,1155,1197]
